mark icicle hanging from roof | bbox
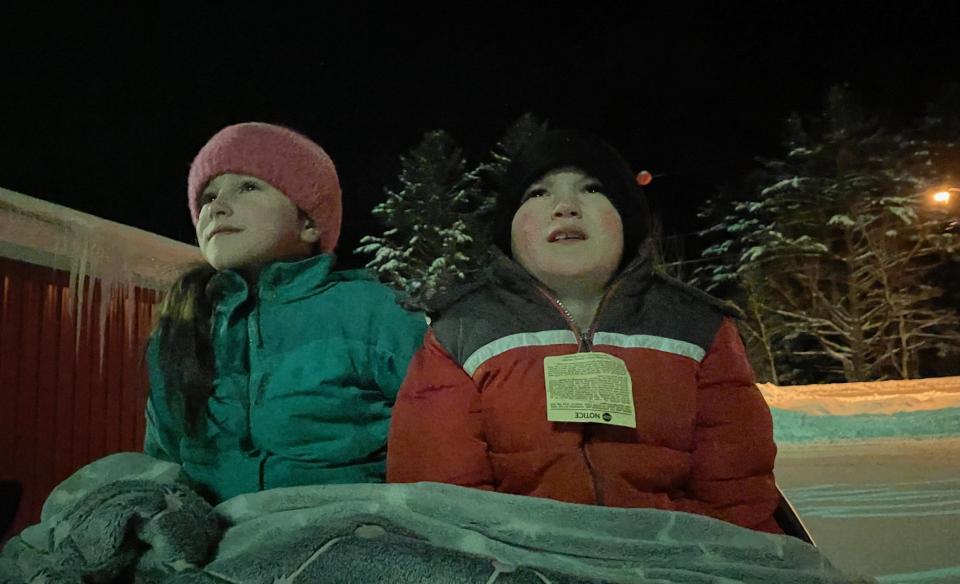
[0,187,200,368]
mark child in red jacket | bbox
[387,129,781,533]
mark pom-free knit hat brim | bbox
[493,129,650,264]
[188,122,342,253]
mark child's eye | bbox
[584,182,605,194]
[200,192,217,205]
[522,187,548,202]
[240,180,261,192]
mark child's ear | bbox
[300,217,321,244]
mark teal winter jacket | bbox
[144,254,427,502]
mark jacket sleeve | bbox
[142,334,182,464]
[387,329,495,489]
[370,291,429,402]
[673,318,782,533]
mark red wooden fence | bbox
[0,255,158,540]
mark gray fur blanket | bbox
[1,453,872,583]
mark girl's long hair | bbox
[151,263,218,435]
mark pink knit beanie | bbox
[188,122,342,253]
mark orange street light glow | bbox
[933,191,952,204]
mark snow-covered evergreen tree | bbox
[357,114,549,301]
[474,112,550,205]
[355,130,483,301]
[465,113,550,254]
[698,85,960,383]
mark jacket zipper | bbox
[537,281,623,506]
[539,291,590,351]
[537,279,623,352]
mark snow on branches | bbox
[697,85,960,383]
[356,114,548,303]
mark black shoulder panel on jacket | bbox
[652,273,745,319]
[430,272,741,370]
[412,277,490,315]
[431,281,571,367]
[597,276,728,355]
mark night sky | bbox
[2,3,958,269]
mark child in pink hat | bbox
[144,123,427,503]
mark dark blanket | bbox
[1,453,873,583]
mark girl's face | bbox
[196,173,318,271]
[511,167,624,291]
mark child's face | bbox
[195,173,315,270]
[510,168,624,291]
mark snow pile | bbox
[759,377,960,415]
[761,377,960,443]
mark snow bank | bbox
[759,377,960,415]
[760,378,960,443]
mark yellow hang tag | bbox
[543,352,636,428]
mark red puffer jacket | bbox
[387,251,781,533]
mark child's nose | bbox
[207,195,232,217]
[552,197,581,218]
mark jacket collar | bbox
[420,242,654,316]
[206,253,339,304]
[486,242,654,302]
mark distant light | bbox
[933,191,952,204]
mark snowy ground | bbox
[777,438,960,583]
[770,378,960,583]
